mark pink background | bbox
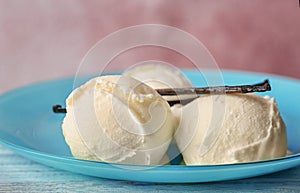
[0,0,299,93]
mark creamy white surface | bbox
[62,75,176,165]
[123,63,195,101]
[172,93,287,165]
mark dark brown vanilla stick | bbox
[52,79,271,113]
[156,79,271,96]
[53,105,67,113]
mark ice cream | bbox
[62,75,176,165]
[123,63,195,101]
[172,93,287,165]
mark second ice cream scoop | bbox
[123,63,195,102]
[172,93,287,165]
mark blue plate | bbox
[0,70,300,183]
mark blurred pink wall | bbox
[0,0,299,93]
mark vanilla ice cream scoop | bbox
[172,93,287,165]
[62,75,176,165]
[123,63,195,101]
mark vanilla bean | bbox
[156,79,271,95]
[53,105,67,113]
[52,79,271,113]
[167,98,198,106]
